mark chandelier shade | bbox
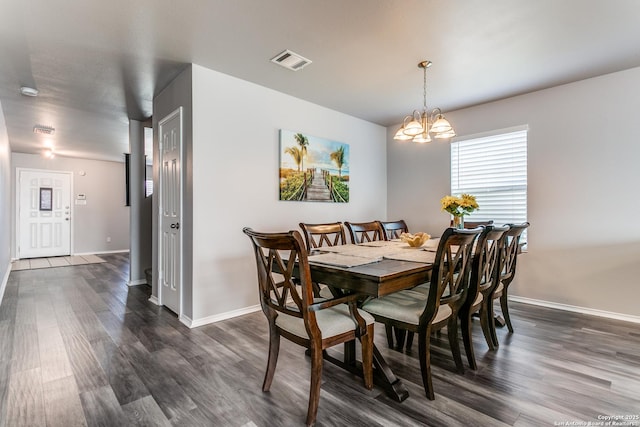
[393,61,456,143]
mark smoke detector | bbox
[33,124,55,135]
[20,86,39,97]
[270,49,312,71]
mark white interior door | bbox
[18,169,72,258]
[158,107,182,315]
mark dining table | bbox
[304,239,440,402]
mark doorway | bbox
[17,168,72,258]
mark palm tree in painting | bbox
[294,133,309,172]
[284,146,303,171]
[330,145,346,178]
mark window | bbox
[451,126,528,241]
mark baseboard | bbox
[0,262,11,306]
[509,295,640,324]
[74,249,130,256]
[127,279,147,286]
[148,295,160,306]
[180,304,262,329]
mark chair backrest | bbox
[450,219,494,229]
[344,221,385,244]
[380,220,409,240]
[468,225,509,303]
[464,220,494,229]
[500,222,530,285]
[299,222,346,250]
[420,227,482,325]
[243,228,319,337]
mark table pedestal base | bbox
[316,341,409,402]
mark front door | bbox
[158,107,182,315]
[17,169,72,258]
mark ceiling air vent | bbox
[33,124,55,135]
[270,49,312,71]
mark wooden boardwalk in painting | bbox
[305,172,331,201]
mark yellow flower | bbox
[440,194,479,216]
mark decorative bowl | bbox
[400,232,431,248]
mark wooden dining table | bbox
[305,240,437,402]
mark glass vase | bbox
[453,215,464,229]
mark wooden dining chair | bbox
[458,225,509,369]
[450,219,494,229]
[380,219,409,240]
[489,222,530,346]
[361,227,481,399]
[299,222,347,298]
[243,228,374,426]
[344,221,385,244]
[299,222,347,249]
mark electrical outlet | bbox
[106,237,111,243]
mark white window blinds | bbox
[451,128,528,234]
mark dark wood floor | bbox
[1,253,639,426]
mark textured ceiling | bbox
[1,0,640,162]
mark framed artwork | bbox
[279,130,349,202]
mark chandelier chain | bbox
[422,64,427,111]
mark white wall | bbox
[387,66,640,318]
[11,153,130,256]
[0,102,11,302]
[189,64,387,323]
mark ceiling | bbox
[2,0,640,162]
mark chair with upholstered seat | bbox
[299,222,347,249]
[361,227,481,399]
[299,222,347,298]
[243,228,374,426]
[458,225,509,369]
[344,221,385,244]
[489,222,530,345]
[450,219,494,229]
[380,220,409,240]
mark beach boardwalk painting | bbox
[279,130,349,202]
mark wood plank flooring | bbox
[1,253,639,426]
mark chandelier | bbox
[393,60,456,143]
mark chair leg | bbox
[306,345,323,427]
[418,328,435,400]
[460,309,477,370]
[488,298,499,348]
[262,326,280,391]
[500,291,514,333]
[361,325,374,390]
[394,327,407,350]
[384,324,394,348]
[447,316,464,374]
[405,331,415,351]
[479,303,497,351]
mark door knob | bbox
[65,218,70,221]
[170,223,180,229]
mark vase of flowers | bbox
[440,194,479,229]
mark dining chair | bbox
[450,219,494,229]
[344,221,385,244]
[458,225,509,369]
[243,227,374,426]
[299,222,347,249]
[361,227,481,400]
[379,218,410,348]
[380,219,409,240]
[299,222,347,298]
[489,222,530,345]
